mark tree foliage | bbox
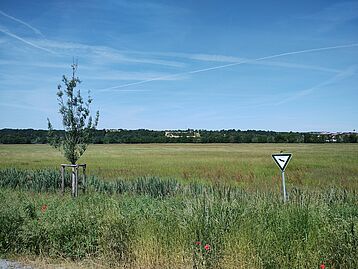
[2,129,357,145]
[47,63,99,164]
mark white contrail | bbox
[0,10,44,37]
[274,66,357,105]
[99,43,358,92]
[99,77,171,91]
[0,27,54,53]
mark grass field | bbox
[1,143,358,189]
[0,143,357,268]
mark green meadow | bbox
[0,143,357,268]
[1,143,358,189]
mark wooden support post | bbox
[71,166,76,197]
[75,165,79,197]
[83,164,86,194]
[62,164,85,197]
[61,165,65,195]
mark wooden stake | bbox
[72,166,76,197]
[61,164,86,197]
[75,165,79,197]
[61,165,65,195]
[83,164,86,194]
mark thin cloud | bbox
[2,37,184,67]
[35,40,185,67]
[275,66,357,105]
[98,77,174,92]
[99,43,358,92]
[0,26,54,54]
[0,102,51,112]
[298,1,358,32]
[101,89,151,93]
[305,1,358,23]
[186,53,243,63]
[177,53,340,73]
[206,66,356,111]
[126,50,341,73]
[253,61,340,73]
[0,10,44,37]
[0,59,68,69]
[84,71,183,82]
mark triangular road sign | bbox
[272,153,292,171]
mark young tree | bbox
[47,63,99,164]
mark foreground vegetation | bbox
[0,169,357,268]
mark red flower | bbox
[320,263,325,269]
[204,244,210,251]
[41,204,48,213]
[195,241,201,245]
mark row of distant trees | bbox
[1,128,357,144]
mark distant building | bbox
[317,131,357,142]
[105,129,122,132]
[165,130,200,138]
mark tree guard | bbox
[60,164,87,197]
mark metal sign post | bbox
[272,153,292,203]
[281,170,287,203]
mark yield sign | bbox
[272,153,292,172]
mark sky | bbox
[0,0,357,132]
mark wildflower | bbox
[320,264,325,269]
[41,204,48,213]
[204,244,210,251]
[195,241,201,245]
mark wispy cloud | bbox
[98,75,180,92]
[252,61,340,73]
[275,66,357,105]
[0,34,186,68]
[0,10,44,37]
[178,53,340,73]
[300,1,358,31]
[0,102,51,112]
[127,50,341,73]
[307,1,358,23]
[0,60,67,69]
[35,40,185,68]
[98,43,358,92]
[218,66,358,110]
[0,26,54,53]
[83,71,183,82]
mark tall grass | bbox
[1,144,358,190]
[0,169,357,268]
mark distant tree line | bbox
[1,129,357,144]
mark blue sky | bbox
[0,0,357,131]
